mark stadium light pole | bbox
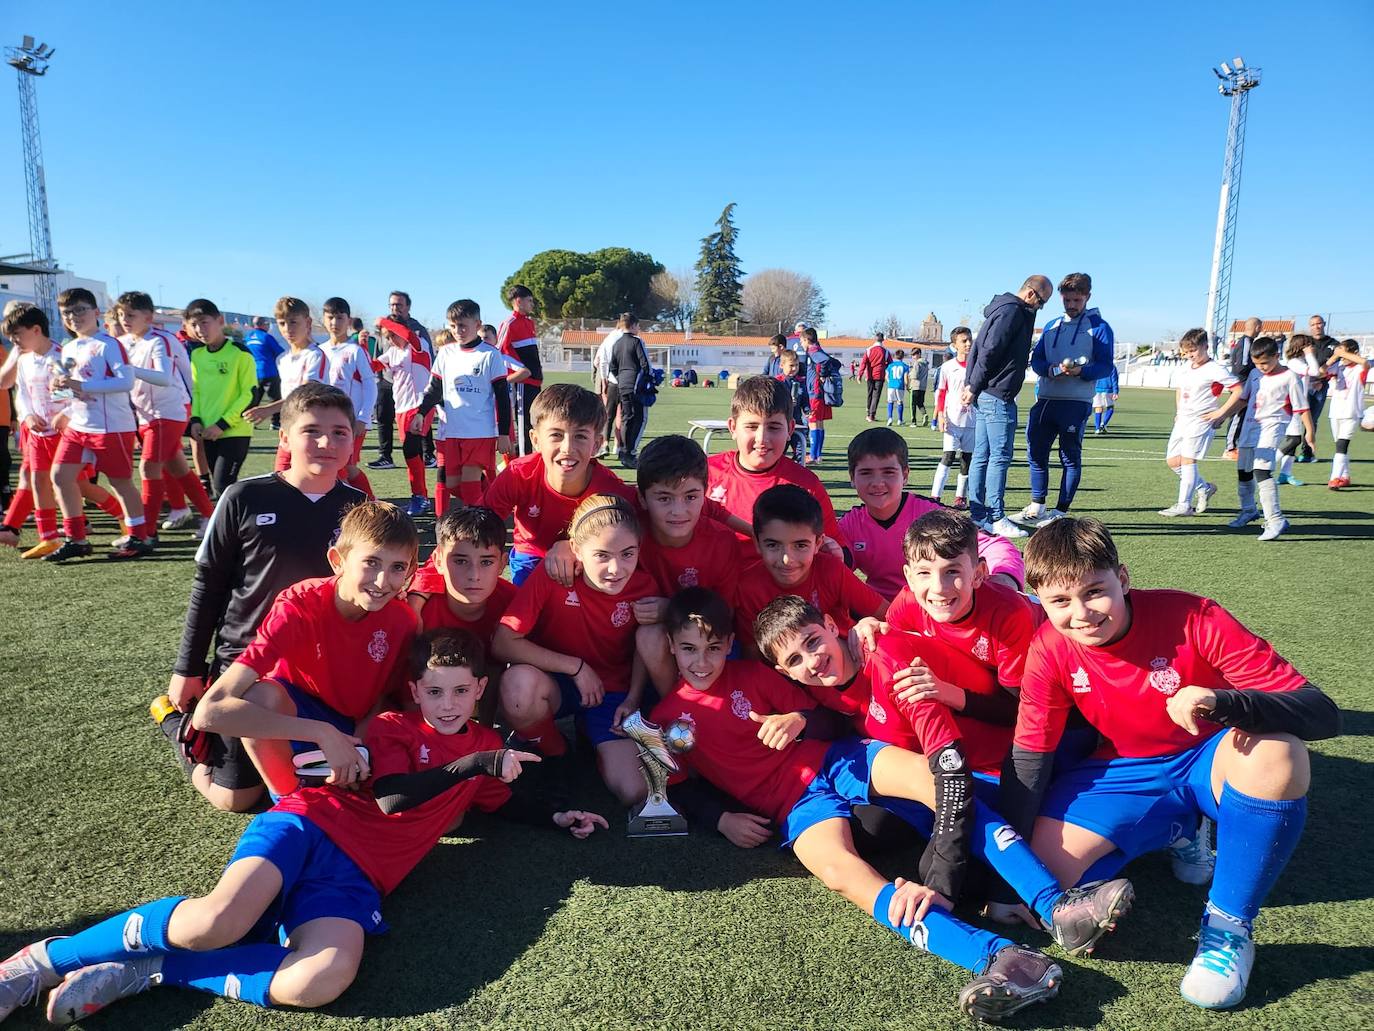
[1203,56,1261,358]
[5,35,59,328]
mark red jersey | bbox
[649,661,831,824]
[275,711,509,895]
[886,580,1034,689]
[795,666,870,734]
[1016,589,1309,759]
[734,552,886,644]
[236,577,420,720]
[863,631,1009,775]
[416,579,518,651]
[706,450,846,547]
[636,515,745,604]
[482,454,636,557]
[500,565,659,691]
[497,312,541,387]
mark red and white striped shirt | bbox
[59,332,137,433]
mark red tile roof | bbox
[1229,319,1294,334]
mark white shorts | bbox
[1331,418,1357,442]
[1093,392,1113,409]
[941,424,975,454]
[1238,419,1284,452]
[1363,406,1374,432]
[1284,413,1304,436]
[1238,446,1277,473]
[1166,424,1213,462]
[887,387,904,402]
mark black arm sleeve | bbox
[917,744,975,902]
[998,746,1055,840]
[667,777,741,832]
[173,497,241,677]
[491,783,564,829]
[957,685,1021,727]
[515,342,542,381]
[1204,685,1341,741]
[417,374,444,416]
[493,378,512,435]
[799,705,852,741]
[372,749,506,815]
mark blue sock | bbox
[1210,784,1307,922]
[872,882,1010,973]
[1093,411,1102,431]
[160,943,290,1007]
[47,896,186,974]
[887,402,894,420]
[817,429,826,454]
[1102,406,1114,428]
[808,429,820,460]
[969,803,1064,925]
[897,404,904,422]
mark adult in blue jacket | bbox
[1015,273,1115,527]
[961,275,1051,537]
[243,316,284,429]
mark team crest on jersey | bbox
[678,567,700,588]
[418,745,430,765]
[809,589,820,607]
[972,635,991,662]
[1071,666,1092,694]
[367,630,389,663]
[1148,657,1182,696]
[730,690,752,720]
[611,601,632,628]
[565,591,580,606]
[707,484,726,503]
[527,504,541,519]
[867,697,888,724]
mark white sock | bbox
[1335,453,1350,479]
[1257,477,1281,522]
[931,463,950,498]
[1279,454,1294,478]
[1178,464,1199,508]
[1171,464,1183,479]
[1238,479,1256,512]
[956,473,969,499]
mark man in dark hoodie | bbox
[961,275,1052,537]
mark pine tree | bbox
[693,203,743,331]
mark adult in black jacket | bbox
[1224,317,1261,453]
[609,324,650,467]
[1300,314,1338,461]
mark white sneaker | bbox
[1168,817,1215,885]
[0,938,63,1020]
[45,958,161,1026]
[1194,482,1218,514]
[1015,503,1045,522]
[1034,508,1066,527]
[990,518,1028,539]
[160,508,194,531]
[1257,518,1289,542]
[885,418,893,426]
[1180,905,1255,1010]
[1226,508,1260,529]
[1158,503,1194,517]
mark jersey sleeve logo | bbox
[564,590,581,607]
[256,513,277,526]
[418,744,431,764]
[367,630,390,663]
[611,601,632,628]
[527,504,541,519]
[867,696,888,724]
[708,484,726,503]
[1148,656,1182,695]
[730,689,752,720]
[1071,666,1092,694]
[678,566,699,588]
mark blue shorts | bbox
[509,549,541,585]
[277,680,355,758]
[1039,730,1230,860]
[780,739,1003,848]
[230,812,388,940]
[551,671,630,747]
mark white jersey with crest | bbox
[319,340,378,428]
[277,346,328,399]
[1238,367,1308,449]
[59,332,137,434]
[124,328,193,423]
[1283,354,1321,434]
[1327,362,1369,423]
[935,359,972,429]
[1173,359,1239,436]
[13,347,67,437]
[429,341,507,438]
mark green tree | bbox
[587,247,662,314]
[501,248,662,320]
[693,202,743,331]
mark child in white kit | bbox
[1158,328,1243,518]
[1323,339,1370,489]
[1229,337,1312,541]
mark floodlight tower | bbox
[1204,56,1261,358]
[5,35,58,325]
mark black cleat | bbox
[1049,877,1134,957]
[108,536,155,560]
[367,456,396,470]
[42,539,93,563]
[958,944,1062,1022]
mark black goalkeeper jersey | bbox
[174,473,365,677]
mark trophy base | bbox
[627,811,688,837]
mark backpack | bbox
[807,349,845,407]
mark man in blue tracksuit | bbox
[243,316,285,429]
[963,275,1051,538]
[1015,273,1115,527]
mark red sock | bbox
[4,487,34,529]
[347,470,375,499]
[405,456,427,497]
[35,508,58,541]
[163,474,186,509]
[94,493,123,519]
[518,715,567,756]
[178,471,214,517]
[457,479,484,506]
[129,517,152,540]
[63,516,87,542]
[434,482,449,518]
[141,478,165,526]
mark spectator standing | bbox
[859,332,891,422]
[600,314,636,456]
[369,290,433,470]
[910,349,931,426]
[1299,314,1338,462]
[609,321,651,467]
[1223,316,1261,455]
[763,336,785,378]
[962,275,1051,538]
[242,316,284,430]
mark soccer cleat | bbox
[405,495,432,517]
[1015,503,1045,522]
[366,456,397,469]
[149,694,176,726]
[0,938,63,1020]
[989,518,1028,539]
[160,508,195,531]
[1276,473,1304,487]
[1158,503,1194,517]
[45,957,161,1026]
[957,944,1062,1022]
[618,713,680,772]
[423,455,438,469]
[1047,877,1134,957]
[108,536,155,560]
[21,539,62,560]
[42,539,93,563]
[1226,508,1260,529]
[1194,482,1218,513]
[885,418,893,426]
[0,527,19,548]
[1257,519,1289,542]
[1179,905,1255,1010]
[1169,817,1216,885]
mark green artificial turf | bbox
[2,374,1371,1030]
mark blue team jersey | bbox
[886,361,909,389]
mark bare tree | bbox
[647,267,699,330]
[870,313,906,339]
[740,268,827,330]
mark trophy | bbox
[621,712,695,838]
[50,357,78,402]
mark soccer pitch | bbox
[1,375,1371,1030]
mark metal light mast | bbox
[1204,56,1261,357]
[5,35,58,326]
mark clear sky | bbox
[2,0,1370,340]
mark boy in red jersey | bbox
[0,629,605,1024]
[246,296,328,470]
[498,284,543,454]
[734,485,886,654]
[649,588,1130,1023]
[409,507,517,656]
[1003,518,1340,1009]
[482,382,635,585]
[193,501,421,798]
[706,375,847,550]
[318,297,378,498]
[840,427,1024,599]
[372,317,434,516]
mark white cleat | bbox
[1180,905,1255,1010]
[1227,508,1260,529]
[1257,518,1289,542]
[1168,817,1215,885]
[160,509,195,531]
[0,938,63,1020]
[989,517,1028,539]
[1158,503,1194,517]
[1194,482,1218,514]
[45,958,161,1026]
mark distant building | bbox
[0,268,111,317]
[917,313,944,342]
[1227,318,1293,344]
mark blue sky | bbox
[2,1,1370,340]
